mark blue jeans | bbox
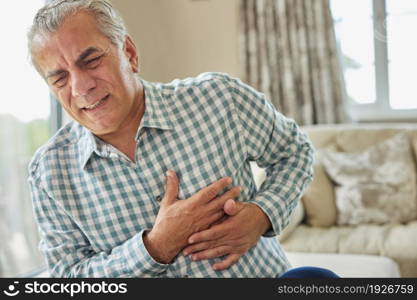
[279,266,340,278]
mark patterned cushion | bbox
[320,133,417,225]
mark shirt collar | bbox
[136,78,176,140]
[78,77,177,168]
[78,126,98,169]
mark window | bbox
[331,0,417,121]
[0,1,53,276]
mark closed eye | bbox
[52,73,68,88]
[84,54,104,69]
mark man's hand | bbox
[182,200,271,271]
[143,170,241,264]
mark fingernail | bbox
[226,177,232,184]
[166,170,173,177]
[183,250,188,256]
[189,238,194,243]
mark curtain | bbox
[240,0,348,125]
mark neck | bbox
[97,83,145,162]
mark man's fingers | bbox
[223,199,237,216]
[207,186,241,211]
[223,198,245,216]
[190,246,230,261]
[212,253,241,271]
[162,170,179,205]
[208,214,228,228]
[196,176,232,203]
[188,224,225,244]
[183,241,213,256]
[206,210,225,227]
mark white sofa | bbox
[252,123,417,278]
[286,252,400,278]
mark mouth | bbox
[82,94,110,111]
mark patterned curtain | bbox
[240,0,348,125]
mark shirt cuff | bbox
[247,193,284,238]
[122,229,169,277]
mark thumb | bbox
[162,170,179,205]
[223,199,240,216]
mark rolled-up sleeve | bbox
[226,75,315,237]
[28,173,169,278]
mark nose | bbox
[71,69,96,97]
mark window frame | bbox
[50,95,63,133]
[339,0,417,122]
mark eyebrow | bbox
[76,47,101,65]
[46,69,66,79]
[46,47,102,79]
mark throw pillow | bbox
[301,161,337,227]
[320,133,417,225]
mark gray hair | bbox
[28,0,128,71]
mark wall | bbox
[112,0,242,83]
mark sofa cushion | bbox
[302,123,417,151]
[301,161,337,227]
[281,221,417,277]
[300,125,417,225]
[320,133,417,225]
[334,127,417,160]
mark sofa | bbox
[253,123,417,278]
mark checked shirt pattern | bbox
[28,72,314,277]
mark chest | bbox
[48,104,256,251]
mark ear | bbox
[123,35,139,73]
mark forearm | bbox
[250,136,314,236]
[246,202,272,236]
[143,229,183,264]
[42,229,168,278]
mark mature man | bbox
[28,0,314,278]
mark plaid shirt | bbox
[28,72,314,278]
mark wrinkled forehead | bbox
[32,11,110,76]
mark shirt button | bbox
[156,195,162,202]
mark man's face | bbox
[34,11,141,137]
